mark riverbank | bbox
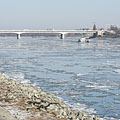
[95,36,120,40]
[0,107,18,120]
[0,73,99,120]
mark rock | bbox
[0,73,99,120]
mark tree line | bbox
[109,25,120,34]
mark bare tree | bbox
[109,25,120,34]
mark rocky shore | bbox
[0,73,99,120]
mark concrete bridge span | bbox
[0,29,106,39]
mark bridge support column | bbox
[17,34,21,39]
[60,33,65,39]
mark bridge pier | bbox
[60,33,65,39]
[17,34,21,39]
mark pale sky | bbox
[0,0,119,29]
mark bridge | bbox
[0,29,106,39]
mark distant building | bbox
[93,24,97,30]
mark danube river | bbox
[0,37,120,120]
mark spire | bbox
[93,24,97,30]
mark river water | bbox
[0,37,120,120]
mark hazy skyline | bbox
[0,0,120,29]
